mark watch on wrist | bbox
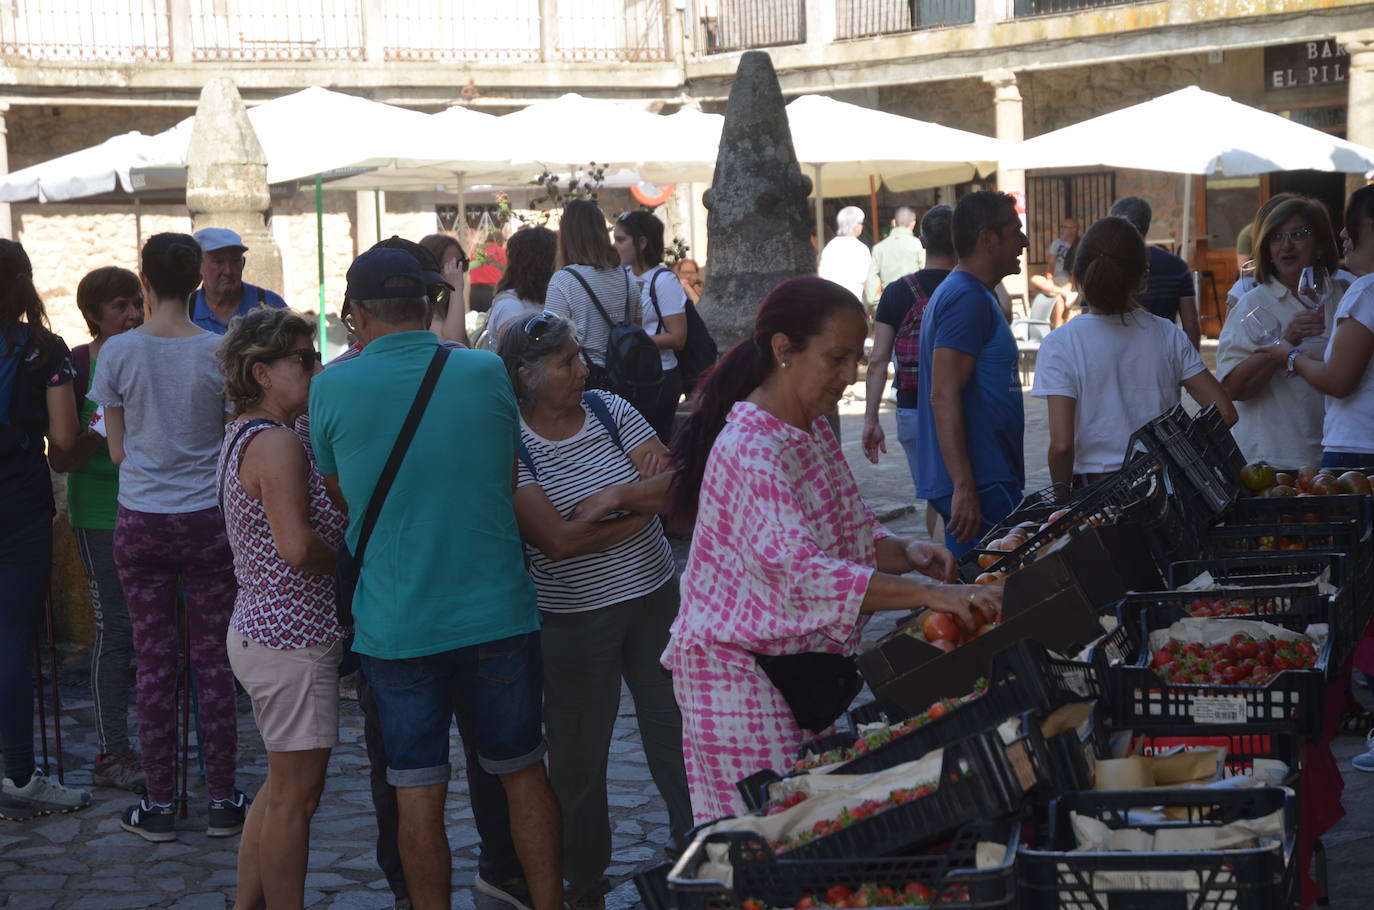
[1285,347,1302,378]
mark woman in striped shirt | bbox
[497,312,690,910]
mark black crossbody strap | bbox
[647,267,665,327]
[353,345,449,565]
[563,266,618,329]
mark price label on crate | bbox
[1190,695,1249,724]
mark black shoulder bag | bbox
[750,651,863,735]
[333,345,449,626]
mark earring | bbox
[780,361,789,369]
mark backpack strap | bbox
[583,390,625,453]
[647,268,666,329]
[516,390,625,485]
[562,267,618,329]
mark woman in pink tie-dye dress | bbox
[664,277,1003,823]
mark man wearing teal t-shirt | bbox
[310,248,561,910]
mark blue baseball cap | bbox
[345,247,432,302]
[193,227,247,253]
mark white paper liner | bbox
[1178,569,1336,595]
[1146,617,1326,653]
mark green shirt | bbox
[68,353,119,530]
[309,331,538,659]
[865,226,926,306]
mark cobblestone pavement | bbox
[6,393,1374,908]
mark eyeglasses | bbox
[521,311,560,343]
[272,347,321,371]
[1268,227,1314,246]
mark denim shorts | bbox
[360,631,547,788]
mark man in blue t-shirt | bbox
[1109,196,1200,349]
[915,191,1027,557]
[189,228,287,334]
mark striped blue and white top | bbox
[516,391,675,613]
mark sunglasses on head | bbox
[272,347,321,371]
[521,311,560,343]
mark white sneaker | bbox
[1,769,91,817]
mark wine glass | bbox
[1297,266,1329,311]
[1240,307,1283,347]
[1238,259,1257,295]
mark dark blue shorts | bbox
[360,631,546,788]
[1320,451,1374,470]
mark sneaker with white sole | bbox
[206,791,248,837]
[121,798,176,842]
[1353,733,1374,773]
[1,769,91,818]
[475,872,534,910]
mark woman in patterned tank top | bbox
[215,307,346,909]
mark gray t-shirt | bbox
[89,330,229,514]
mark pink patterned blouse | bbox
[219,419,347,649]
[663,401,891,822]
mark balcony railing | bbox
[698,0,806,54]
[836,0,975,39]
[189,0,364,61]
[0,0,170,62]
[1012,0,1137,16]
[384,4,541,64]
[559,0,668,62]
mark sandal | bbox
[1338,708,1374,735]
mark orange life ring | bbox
[631,183,675,207]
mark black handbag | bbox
[751,650,864,735]
[334,345,449,626]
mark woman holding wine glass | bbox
[1251,186,1374,471]
[1216,196,1343,467]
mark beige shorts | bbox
[227,627,341,752]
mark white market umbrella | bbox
[1003,86,1374,177]
[0,86,440,202]
[1001,86,1374,257]
[640,95,1008,244]
[499,93,668,172]
[0,131,181,202]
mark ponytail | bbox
[666,339,770,528]
[665,275,865,529]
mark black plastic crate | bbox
[1018,787,1297,910]
[1129,404,1240,519]
[667,820,1019,910]
[1189,403,1246,483]
[723,729,1046,863]
[1036,707,1107,795]
[636,862,672,910]
[787,640,1102,782]
[959,450,1169,581]
[1127,728,1301,784]
[1098,604,1332,738]
[1115,586,1355,675]
[1167,552,1348,589]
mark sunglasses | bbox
[521,311,560,343]
[272,347,321,371]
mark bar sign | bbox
[1265,39,1349,91]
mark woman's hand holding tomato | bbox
[922,584,1002,640]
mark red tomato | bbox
[826,886,852,905]
[922,612,961,644]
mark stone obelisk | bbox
[185,78,284,293]
[698,52,815,350]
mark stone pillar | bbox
[168,0,193,64]
[1338,29,1374,198]
[0,102,11,240]
[539,0,559,62]
[700,51,815,350]
[984,69,1028,304]
[186,79,284,294]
